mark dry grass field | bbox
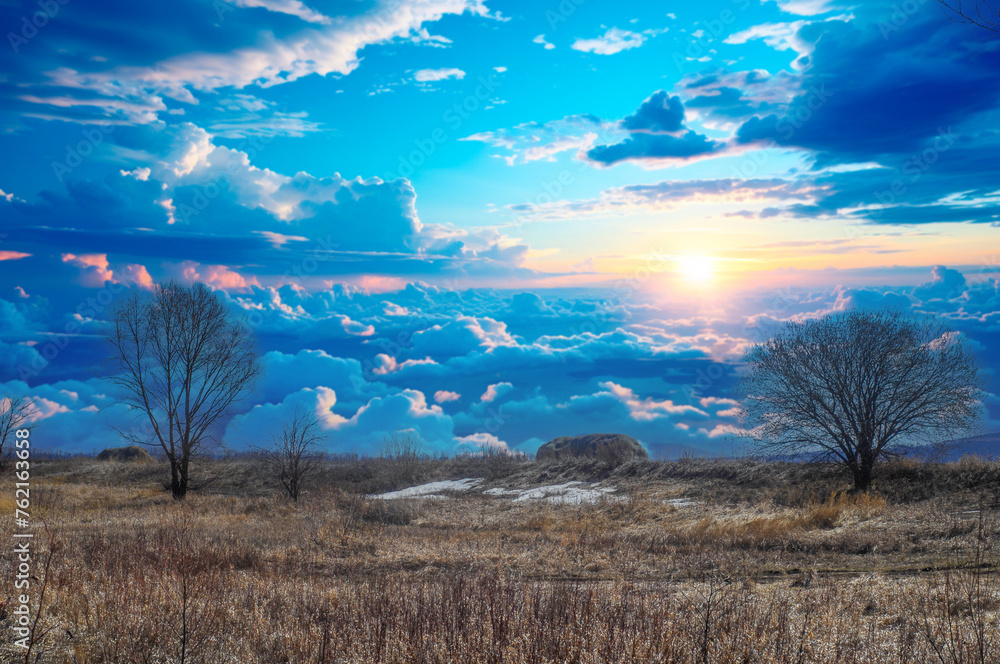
[2,455,999,663]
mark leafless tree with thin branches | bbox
[738,309,983,491]
[938,0,1000,32]
[253,408,327,502]
[105,282,261,499]
[0,395,33,471]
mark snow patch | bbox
[370,478,481,500]
[486,481,617,505]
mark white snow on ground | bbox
[486,481,617,505]
[370,478,481,500]
[371,479,698,506]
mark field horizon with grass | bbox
[2,452,998,663]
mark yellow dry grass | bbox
[0,457,996,663]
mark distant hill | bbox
[891,433,1000,462]
[937,433,1000,461]
[705,433,1000,464]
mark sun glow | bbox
[676,254,715,284]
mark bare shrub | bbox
[377,431,426,490]
[920,509,999,663]
[253,408,326,502]
[361,499,413,526]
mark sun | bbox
[676,254,715,284]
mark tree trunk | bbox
[850,462,873,492]
[170,459,189,500]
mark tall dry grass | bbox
[0,457,997,663]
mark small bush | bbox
[361,499,412,525]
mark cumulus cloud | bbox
[4,265,999,456]
[410,317,516,356]
[593,381,707,421]
[571,28,647,55]
[453,432,509,453]
[480,381,513,403]
[434,390,461,403]
[586,92,721,166]
[0,123,533,287]
[621,91,686,133]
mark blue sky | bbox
[1,0,999,456]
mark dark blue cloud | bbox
[620,91,686,133]
[585,92,722,166]
[734,12,1000,161]
[587,131,720,165]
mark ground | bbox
[1,455,998,663]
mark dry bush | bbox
[919,510,1000,664]
[375,432,428,491]
[361,499,413,525]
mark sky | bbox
[1,0,999,457]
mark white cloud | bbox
[227,0,332,24]
[597,381,707,422]
[533,34,555,50]
[454,432,509,453]
[571,28,646,55]
[414,67,466,82]
[725,15,847,69]
[434,390,461,403]
[461,114,608,165]
[480,381,513,403]
[41,0,500,120]
[773,0,840,15]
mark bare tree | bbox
[0,395,33,471]
[938,0,1000,32]
[253,409,327,502]
[105,282,261,499]
[738,309,983,491]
